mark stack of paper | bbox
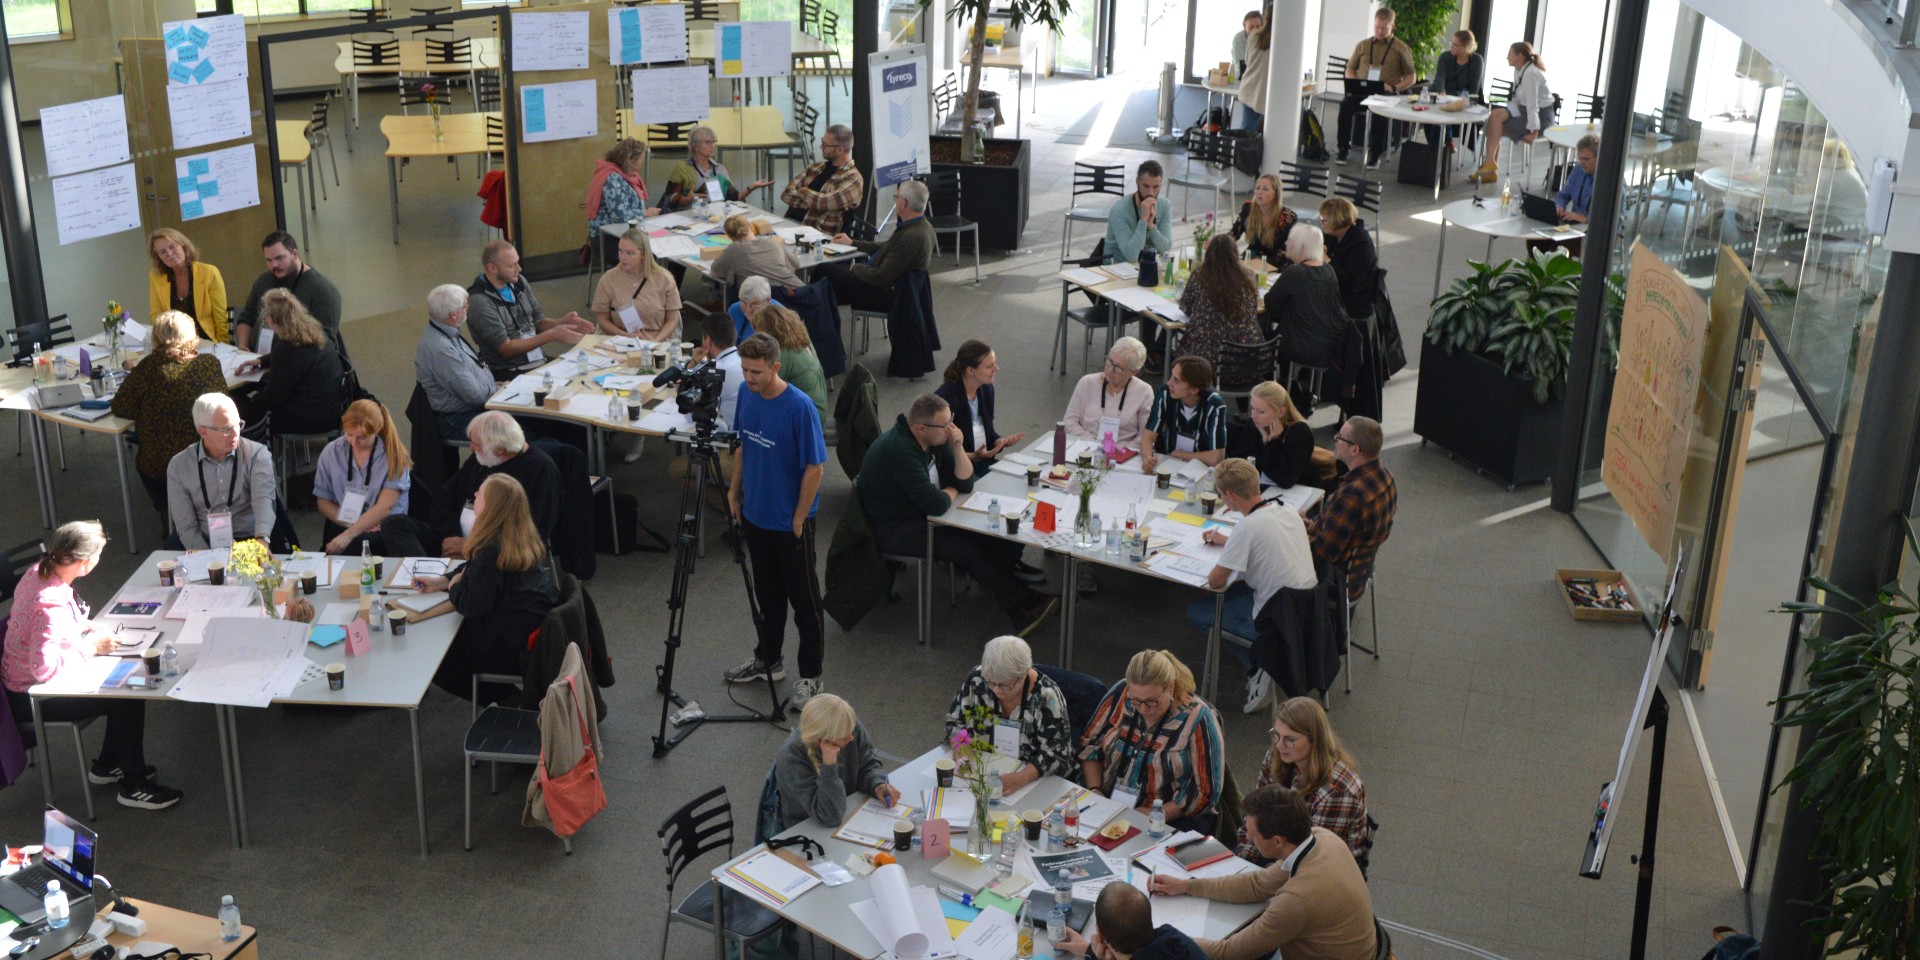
[1132,831,1261,881]
[603,336,649,353]
[1144,551,1213,587]
[164,584,256,619]
[717,849,821,909]
[832,797,918,848]
[492,373,548,406]
[280,553,335,588]
[176,548,231,582]
[959,491,1030,517]
[849,865,956,959]
[386,557,454,589]
[1057,266,1111,288]
[923,787,977,831]
[166,618,312,708]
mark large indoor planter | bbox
[1413,338,1566,487]
[930,135,1030,251]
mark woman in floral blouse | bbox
[1237,696,1370,864]
[1175,233,1262,373]
[1079,649,1224,833]
[945,636,1077,794]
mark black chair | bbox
[1576,93,1605,123]
[1061,161,1126,262]
[658,786,784,959]
[765,90,817,185]
[1033,664,1106,741]
[1487,77,1512,106]
[474,70,502,112]
[304,95,340,194]
[923,170,980,283]
[1372,916,1392,960]
[1333,173,1383,214]
[798,0,822,35]
[1216,335,1284,411]
[687,0,722,22]
[1276,161,1331,201]
[1172,130,1233,221]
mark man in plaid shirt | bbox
[781,124,866,236]
[1309,416,1395,600]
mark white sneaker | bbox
[790,676,823,711]
[1242,669,1275,715]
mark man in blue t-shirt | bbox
[724,333,830,710]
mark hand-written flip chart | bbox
[52,164,142,246]
[630,64,712,125]
[164,14,246,86]
[716,21,791,78]
[167,77,253,150]
[174,143,261,221]
[610,4,689,65]
[40,96,130,178]
[511,11,590,71]
[520,80,599,143]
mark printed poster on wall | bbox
[40,95,130,178]
[521,80,598,143]
[716,21,791,78]
[1602,243,1711,563]
[867,48,930,188]
[163,14,247,86]
[52,164,142,246]
[630,65,712,125]
[610,4,688,65]
[511,11,590,71]
[174,143,261,222]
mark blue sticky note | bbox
[177,45,199,63]
[199,180,220,198]
[619,9,642,62]
[191,59,216,83]
[721,25,742,61]
[188,158,210,176]
[177,175,198,193]
[164,27,187,48]
[168,62,193,84]
[182,199,205,219]
[187,25,209,45]
[524,88,547,133]
[939,900,982,923]
[308,626,346,648]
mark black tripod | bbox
[653,426,786,758]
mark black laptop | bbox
[1520,192,1562,225]
[0,807,95,922]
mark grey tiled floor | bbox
[0,67,1752,959]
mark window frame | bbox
[2,0,74,44]
[197,1,383,19]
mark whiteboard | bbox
[167,77,253,151]
[511,11,591,71]
[631,65,712,125]
[715,21,791,79]
[521,79,599,144]
[610,4,688,65]
[40,96,129,178]
[175,143,261,222]
[53,164,142,246]
[163,14,247,86]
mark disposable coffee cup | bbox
[388,610,408,635]
[140,649,161,676]
[325,662,345,691]
[1076,453,1092,468]
[207,565,225,586]
[533,389,549,406]
[1022,809,1044,842]
[893,819,914,851]
[1155,472,1171,489]
[1025,465,1041,487]
[934,759,955,788]
[157,560,177,586]
[371,557,385,579]
[1005,515,1022,536]
[301,571,318,595]
[1201,492,1219,515]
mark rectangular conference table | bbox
[28,551,462,855]
[591,199,863,294]
[707,745,1265,960]
[1050,258,1280,377]
[923,436,1323,707]
[381,111,495,243]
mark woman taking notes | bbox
[314,399,432,558]
[146,228,229,344]
[1078,649,1224,833]
[1234,380,1318,489]
[111,311,228,518]
[591,228,683,341]
[1237,697,1370,864]
[943,636,1078,794]
[774,693,900,832]
[708,213,805,291]
[417,475,559,701]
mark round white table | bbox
[1431,197,1586,300]
[1364,94,1493,201]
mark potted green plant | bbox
[1414,250,1581,487]
[1380,0,1461,68]
[921,0,1070,165]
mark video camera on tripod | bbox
[653,359,728,434]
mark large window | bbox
[2,0,68,40]
[200,0,375,16]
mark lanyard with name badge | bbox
[1099,381,1128,444]
[335,439,380,525]
[198,450,242,548]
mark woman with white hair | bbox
[1062,335,1153,449]
[774,693,900,831]
[3,522,183,809]
[1260,224,1350,372]
[943,636,1078,793]
[728,274,784,344]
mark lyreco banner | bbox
[868,48,931,188]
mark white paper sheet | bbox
[175,549,231,583]
[609,3,689,65]
[1057,267,1111,288]
[649,233,702,260]
[166,617,309,708]
[386,556,455,589]
[164,585,257,620]
[40,95,130,178]
[1144,551,1213,586]
[646,212,697,229]
[171,607,266,647]
[953,908,1016,960]
[848,867,954,959]
[52,164,142,246]
[1106,263,1140,280]
[511,11,591,71]
[175,143,261,221]
[491,372,547,407]
[521,79,598,144]
[631,63,712,125]
[959,491,1030,517]
[833,797,918,847]
[163,14,246,87]
[715,21,792,79]
[774,225,831,245]
[167,77,252,150]
[314,602,360,626]
[637,407,695,434]
[279,554,336,588]
[393,592,449,614]
[716,849,822,909]
[1104,285,1179,315]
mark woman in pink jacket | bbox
[3,522,182,810]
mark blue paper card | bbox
[188,158,210,176]
[619,9,642,62]
[177,176,198,193]
[199,180,220,198]
[177,46,199,63]
[721,24,742,61]
[308,626,346,648]
[191,59,216,83]
[164,27,187,48]
[182,200,205,219]
[524,88,547,133]
[168,63,193,84]
[187,25,209,45]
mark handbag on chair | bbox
[535,676,606,837]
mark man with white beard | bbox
[429,411,561,559]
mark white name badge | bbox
[523,345,546,366]
[927,462,939,486]
[1111,787,1141,811]
[1367,66,1382,82]
[1175,433,1197,454]
[1099,416,1120,444]
[706,179,725,202]
[617,304,645,334]
[460,503,477,537]
[993,718,1021,758]
[336,489,367,526]
[207,511,234,549]
[971,421,988,451]
[255,327,275,354]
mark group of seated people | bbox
[773,641,1378,960]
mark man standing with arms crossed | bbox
[726,333,830,711]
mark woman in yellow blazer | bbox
[146,227,229,344]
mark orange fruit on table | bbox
[872,852,896,866]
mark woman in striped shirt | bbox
[1078,649,1225,833]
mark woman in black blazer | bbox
[1320,197,1379,320]
[935,340,1027,469]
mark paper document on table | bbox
[820,242,858,256]
[104,587,173,619]
[952,907,1016,960]
[1097,470,1157,506]
[923,787,977,830]
[1063,788,1129,837]
[315,602,359,626]
[1153,458,1211,485]
[1132,831,1261,880]
[280,554,335,588]
[393,592,450,614]
[172,607,265,647]
[164,584,256,619]
[637,407,694,434]
[960,491,1030,516]
[848,866,956,959]
[1270,484,1324,514]
[649,234,701,260]
[176,549,231,582]
[647,212,695,229]
[30,656,121,695]
[167,617,309,707]
[603,336,648,354]
[1144,551,1213,586]
[1106,263,1139,280]
[1103,285,1175,315]
[387,557,454,589]
[559,349,617,371]
[492,373,546,407]
[988,459,1032,478]
[104,628,163,658]
[717,849,821,909]
[774,225,831,245]
[1057,267,1111,288]
[1362,94,1403,108]
[833,797,918,848]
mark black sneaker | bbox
[88,761,158,785]
[1364,154,1384,170]
[1335,150,1350,165]
[723,656,785,684]
[1012,560,1047,584]
[118,779,183,810]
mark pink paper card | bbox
[922,818,950,859]
[345,619,371,656]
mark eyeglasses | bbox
[916,419,953,431]
[1269,729,1305,748]
[1127,693,1168,710]
[986,677,1024,692]
[1104,357,1128,372]
[201,421,244,437]
[1334,435,1354,446]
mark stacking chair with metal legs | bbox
[657,786,785,959]
[1061,162,1125,262]
[923,170,980,283]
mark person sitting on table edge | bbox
[1238,697,1370,866]
[1185,458,1317,715]
[430,411,561,560]
[1149,785,1376,960]
[1309,416,1396,602]
[774,693,901,833]
[1064,335,1153,451]
[821,179,934,314]
[466,239,594,379]
[165,393,276,551]
[112,310,228,521]
[314,398,434,559]
[1140,356,1230,474]
[781,123,866,236]
[854,393,1057,637]
[414,283,498,443]
[4,521,184,810]
[1078,649,1223,833]
[146,227,228,345]
[591,227,683,342]
[730,275,786,343]
[1053,882,1207,960]
[935,339,1027,471]
[663,125,776,212]
[943,636,1078,795]
[415,474,560,703]
[233,230,345,361]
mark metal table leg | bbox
[1431,218,1449,304]
[1205,591,1225,706]
[214,706,241,848]
[293,162,309,253]
[228,706,249,847]
[114,434,137,554]
[711,878,728,960]
[411,707,428,856]
[30,697,51,809]
[29,415,55,528]
[1058,555,1075,669]
[388,157,401,244]
[921,520,934,647]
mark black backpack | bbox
[1299,109,1331,162]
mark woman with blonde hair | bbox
[111,310,228,517]
[708,213,805,290]
[235,288,345,436]
[1236,696,1370,863]
[1175,234,1262,371]
[752,305,829,416]
[146,227,229,344]
[591,227,683,340]
[417,475,559,701]
[314,399,432,557]
[1230,173,1296,268]
[1230,380,1322,489]
[1078,649,1224,832]
[774,693,900,832]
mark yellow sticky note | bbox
[946,919,969,938]
[1162,512,1206,527]
[1166,489,1187,501]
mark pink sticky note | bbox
[922,818,950,859]
[345,619,371,656]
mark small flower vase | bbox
[257,579,282,619]
[1075,490,1098,548]
[430,103,444,142]
[968,794,994,856]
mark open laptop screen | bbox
[40,808,94,893]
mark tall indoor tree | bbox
[923,0,1073,162]
[1381,0,1459,69]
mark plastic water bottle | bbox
[1500,179,1513,212]
[987,769,1004,805]
[998,822,1019,877]
[1126,503,1139,532]
[606,392,622,422]
[1087,514,1102,549]
[1148,799,1168,840]
[1017,903,1035,959]
[987,498,1002,531]
[1045,899,1065,946]
[1053,869,1072,913]
[359,541,374,593]
[694,196,709,221]
[30,344,43,385]
[42,884,68,930]
[369,596,386,633]
[218,894,241,942]
[161,640,180,679]
[1046,805,1066,850]
[542,370,555,396]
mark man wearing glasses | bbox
[1309,416,1396,601]
[853,394,1058,638]
[165,393,277,551]
[781,124,866,236]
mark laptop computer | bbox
[1521,192,1562,225]
[0,807,96,922]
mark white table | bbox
[706,745,1265,959]
[1363,94,1492,202]
[1430,197,1585,301]
[28,552,461,855]
[595,200,864,289]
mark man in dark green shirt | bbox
[826,180,935,313]
[234,230,347,361]
[857,394,1057,637]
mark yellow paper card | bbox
[1162,512,1206,527]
